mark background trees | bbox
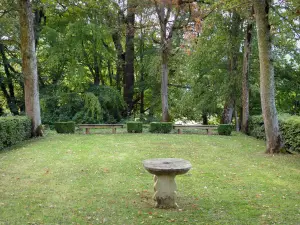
[0,0,299,149]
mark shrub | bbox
[149,122,173,133]
[280,116,300,152]
[248,114,300,153]
[73,92,103,124]
[217,124,233,135]
[54,122,75,134]
[88,86,126,123]
[0,116,31,150]
[248,115,265,139]
[127,122,143,133]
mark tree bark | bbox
[112,31,125,92]
[254,0,282,153]
[161,46,170,122]
[124,0,135,115]
[221,11,241,124]
[221,98,234,124]
[156,2,171,122]
[19,0,42,137]
[107,60,113,86]
[202,112,208,125]
[139,20,145,116]
[0,43,19,115]
[241,19,253,134]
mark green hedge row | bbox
[0,116,31,150]
[217,124,232,136]
[54,122,75,133]
[149,122,173,133]
[249,114,300,153]
[127,122,143,133]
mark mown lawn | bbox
[0,130,300,224]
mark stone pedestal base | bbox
[153,175,178,208]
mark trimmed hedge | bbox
[217,124,232,136]
[54,122,75,134]
[149,122,173,133]
[127,122,143,133]
[249,114,300,153]
[0,116,31,150]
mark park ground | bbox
[0,129,300,224]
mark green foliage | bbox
[0,116,31,150]
[126,122,143,133]
[40,92,83,125]
[54,122,75,134]
[249,114,300,152]
[248,115,265,139]
[149,122,173,133]
[41,87,125,125]
[88,86,126,123]
[279,115,300,153]
[217,124,233,136]
[73,92,103,124]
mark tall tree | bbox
[0,43,19,115]
[241,9,253,134]
[221,10,242,124]
[153,0,191,121]
[19,0,42,136]
[253,0,282,153]
[124,0,136,115]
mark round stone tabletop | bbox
[143,158,192,175]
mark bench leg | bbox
[153,174,178,209]
[85,128,90,134]
[178,129,182,134]
[112,127,116,134]
[207,129,212,135]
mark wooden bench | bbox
[173,125,218,135]
[78,124,125,134]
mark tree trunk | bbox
[93,53,101,86]
[19,0,42,137]
[158,3,170,122]
[234,105,239,131]
[254,0,282,153]
[124,0,135,115]
[202,113,208,125]
[221,98,234,124]
[161,50,170,122]
[112,32,125,92]
[33,7,46,49]
[107,60,113,86]
[221,11,241,124]
[0,43,19,115]
[139,22,145,116]
[241,19,253,134]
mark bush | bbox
[248,114,300,153]
[127,122,143,133]
[149,122,173,133]
[248,115,265,139]
[73,92,103,124]
[54,122,75,134]
[217,124,233,135]
[0,116,31,150]
[280,116,300,152]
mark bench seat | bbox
[78,124,124,134]
[173,125,218,135]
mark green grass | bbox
[1,131,300,224]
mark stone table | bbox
[143,158,192,209]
